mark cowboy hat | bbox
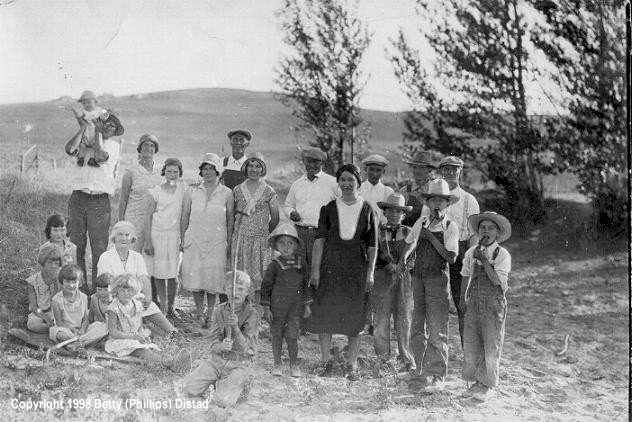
[468,212,512,243]
[241,152,267,177]
[419,179,459,205]
[377,193,412,212]
[268,222,303,250]
[403,150,437,168]
[361,154,389,167]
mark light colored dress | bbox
[181,183,233,294]
[232,181,276,292]
[146,182,185,279]
[104,298,158,357]
[123,163,162,252]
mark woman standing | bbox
[180,153,234,327]
[232,152,279,305]
[144,158,186,318]
[304,164,378,381]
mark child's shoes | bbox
[87,158,100,167]
[290,365,301,378]
[271,365,283,377]
[77,157,85,167]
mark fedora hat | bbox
[241,152,267,177]
[136,134,159,154]
[301,146,327,161]
[377,193,412,212]
[362,154,389,167]
[403,150,437,168]
[438,156,465,168]
[268,222,303,250]
[78,90,97,103]
[227,129,252,142]
[468,212,512,243]
[419,179,459,205]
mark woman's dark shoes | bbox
[167,308,181,321]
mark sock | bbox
[286,337,298,366]
[272,335,283,366]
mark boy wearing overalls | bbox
[400,179,459,392]
[460,212,512,401]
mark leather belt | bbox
[295,225,317,231]
[75,190,109,199]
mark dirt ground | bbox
[0,239,628,421]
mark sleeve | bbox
[460,248,474,277]
[265,185,277,203]
[133,252,149,277]
[405,219,421,244]
[149,186,160,203]
[364,205,377,248]
[444,221,459,254]
[260,261,278,307]
[88,295,97,323]
[96,252,110,276]
[208,307,225,350]
[315,203,330,240]
[492,248,511,285]
[285,182,297,209]
[233,307,260,355]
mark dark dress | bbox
[304,200,378,336]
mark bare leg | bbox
[155,278,168,314]
[318,334,332,362]
[193,291,206,319]
[206,293,217,321]
[347,336,361,369]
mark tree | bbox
[390,0,557,227]
[529,0,626,232]
[275,0,371,172]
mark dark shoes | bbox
[87,158,100,167]
[424,376,445,393]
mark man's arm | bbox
[65,122,88,156]
[118,171,133,221]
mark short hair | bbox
[44,214,67,240]
[198,162,220,177]
[109,220,137,244]
[161,158,183,177]
[95,272,115,288]
[38,243,62,266]
[225,270,251,291]
[335,163,362,186]
[58,264,84,284]
[111,274,141,296]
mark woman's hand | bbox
[365,272,375,292]
[302,305,312,319]
[309,272,320,289]
[144,242,154,256]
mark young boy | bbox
[50,264,108,350]
[183,270,260,407]
[460,212,512,401]
[261,223,312,378]
[371,193,415,372]
[400,179,459,392]
[26,244,62,333]
[359,154,394,224]
[69,90,110,167]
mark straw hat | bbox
[362,154,389,167]
[419,179,459,205]
[377,193,412,212]
[137,134,159,153]
[241,152,267,177]
[268,222,303,250]
[468,212,512,243]
[78,90,97,103]
[403,150,437,168]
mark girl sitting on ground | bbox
[105,274,191,372]
[38,214,77,267]
[26,244,62,333]
[89,272,114,324]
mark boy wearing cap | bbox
[221,129,252,190]
[460,212,512,401]
[400,179,459,392]
[26,244,62,333]
[183,270,260,407]
[400,151,437,227]
[370,193,415,371]
[438,156,480,345]
[68,90,110,167]
[261,223,312,377]
[285,147,339,270]
[360,154,395,224]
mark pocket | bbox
[491,296,506,320]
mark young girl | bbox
[26,244,62,333]
[38,214,77,267]
[261,223,312,378]
[144,158,186,318]
[105,274,191,372]
[50,264,108,350]
[89,273,114,324]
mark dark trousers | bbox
[68,191,111,294]
[449,240,469,345]
[295,225,317,272]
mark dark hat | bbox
[419,179,459,205]
[137,134,159,153]
[301,147,327,161]
[227,129,252,142]
[241,152,267,177]
[377,193,413,212]
[104,113,124,137]
[403,150,437,168]
[468,212,512,243]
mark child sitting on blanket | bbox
[460,212,512,401]
[89,273,114,324]
[50,264,107,351]
[105,274,191,372]
[261,223,312,378]
[68,90,110,167]
[26,244,62,334]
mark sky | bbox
[0,0,558,113]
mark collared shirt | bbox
[461,241,511,285]
[359,180,394,224]
[405,214,459,254]
[26,272,58,311]
[446,186,480,242]
[66,138,121,195]
[209,302,260,355]
[221,155,247,172]
[285,171,339,227]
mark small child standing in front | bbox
[69,90,109,167]
[261,223,312,378]
[38,214,77,266]
[460,212,512,401]
[105,274,191,372]
[50,264,108,350]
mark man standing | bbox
[400,151,437,227]
[285,147,338,271]
[221,129,252,190]
[65,113,123,294]
[359,154,394,224]
[438,156,480,345]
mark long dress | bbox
[123,163,162,252]
[181,183,233,294]
[304,198,377,336]
[146,182,185,279]
[232,181,276,292]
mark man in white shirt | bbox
[285,147,338,269]
[400,151,437,227]
[65,113,123,294]
[359,154,394,224]
[438,155,480,346]
[220,129,251,190]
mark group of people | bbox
[20,90,514,407]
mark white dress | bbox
[104,299,158,357]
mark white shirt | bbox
[336,198,364,240]
[221,155,247,172]
[285,171,339,227]
[461,241,511,285]
[97,248,148,278]
[405,214,459,254]
[66,138,121,195]
[446,186,480,242]
[359,180,394,224]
